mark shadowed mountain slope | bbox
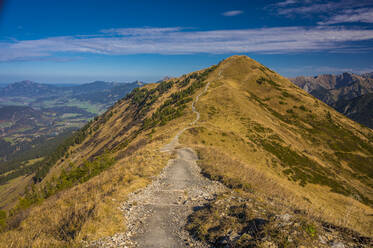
[291,72,373,106]
[335,93,373,129]
[291,73,373,129]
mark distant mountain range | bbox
[0,80,143,138]
[291,72,373,129]
[0,80,143,104]
[0,80,60,97]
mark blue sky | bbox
[0,0,373,84]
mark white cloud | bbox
[222,10,243,17]
[1,26,373,62]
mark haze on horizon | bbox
[0,0,373,84]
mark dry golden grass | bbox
[180,55,373,236]
[0,140,171,248]
[0,70,199,247]
[185,145,373,236]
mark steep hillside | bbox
[0,56,372,247]
[0,66,215,247]
[181,56,373,245]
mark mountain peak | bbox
[216,55,274,77]
[212,55,292,90]
[219,55,260,67]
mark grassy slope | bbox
[180,56,373,238]
[0,158,44,210]
[0,175,33,210]
[0,68,210,247]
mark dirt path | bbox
[128,146,224,248]
[90,82,226,248]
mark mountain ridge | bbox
[0,55,372,247]
[0,80,144,97]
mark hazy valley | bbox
[0,80,141,209]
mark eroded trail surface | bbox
[90,83,227,248]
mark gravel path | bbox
[89,82,226,248]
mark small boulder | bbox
[331,241,345,248]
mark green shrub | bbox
[260,140,350,195]
[256,77,280,87]
[33,121,93,183]
[299,105,307,111]
[156,80,174,94]
[142,79,207,130]
[304,224,317,238]
[0,210,6,230]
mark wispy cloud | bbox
[272,0,373,24]
[318,8,373,25]
[275,0,299,7]
[1,26,373,62]
[274,0,369,15]
[101,27,182,35]
[276,1,343,15]
[222,10,243,17]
